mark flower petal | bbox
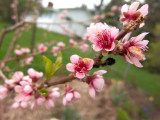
[66,63,75,72]
[138,4,149,16]
[129,2,140,13]
[70,55,79,64]
[94,70,107,75]
[89,86,95,99]
[76,72,85,79]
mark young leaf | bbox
[43,56,53,80]
[52,51,63,75]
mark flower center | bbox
[129,46,143,59]
[96,30,113,49]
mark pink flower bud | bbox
[63,85,81,106]
[38,44,47,53]
[57,42,65,49]
[27,68,43,82]
[69,39,77,46]
[52,46,59,56]
[86,70,107,98]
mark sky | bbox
[42,0,145,9]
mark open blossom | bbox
[0,86,8,100]
[66,55,94,79]
[79,43,89,52]
[57,42,65,49]
[63,85,80,106]
[121,32,149,67]
[87,23,119,52]
[86,70,107,98]
[52,46,59,56]
[27,68,43,82]
[69,39,77,46]
[120,2,149,26]
[38,44,47,53]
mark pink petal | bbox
[21,101,28,108]
[86,59,94,70]
[45,99,54,108]
[110,27,119,38]
[14,94,25,102]
[137,40,149,46]
[129,2,140,13]
[76,72,85,79]
[12,102,19,108]
[94,70,107,75]
[66,93,73,101]
[23,85,33,94]
[14,86,22,93]
[138,4,149,16]
[63,97,67,106]
[134,32,149,42]
[122,32,132,43]
[92,44,102,52]
[139,23,145,28]
[93,77,105,92]
[66,63,75,72]
[73,91,81,99]
[121,4,129,13]
[124,54,133,64]
[130,57,143,68]
[70,55,79,64]
[105,42,115,51]
[89,86,95,99]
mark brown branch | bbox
[0,70,8,80]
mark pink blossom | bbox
[69,39,77,46]
[10,3,15,8]
[25,57,33,65]
[57,42,65,49]
[0,86,8,100]
[121,32,149,67]
[38,44,47,53]
[14,49,22,56]
[63,85,80,106]
[27,68,43,82]
[120,2,149,26]
[87,23,119,52]
[86,70,107,98]
[111,5,118,11]
[79,43,89,52]
[21,48,30,54]
[52,46,59,56]
[66,55,94,79]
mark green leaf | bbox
[39,88,49,97]
[52,51,63,75]
[43,56,53,80]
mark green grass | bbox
[0,22,160,100]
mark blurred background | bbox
[0,0,160,120]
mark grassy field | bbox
[0,22,160,100]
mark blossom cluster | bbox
[0,2,150,109]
